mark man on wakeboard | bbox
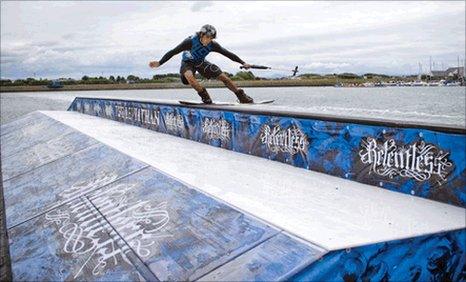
[149,24,254,104]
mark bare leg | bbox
[184,70,212,103]
[217,73,253,103]
[183,70,204,92]
[217,73,239,93]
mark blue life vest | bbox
[182,34,212,62]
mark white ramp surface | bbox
[43,111,466,251]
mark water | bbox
[1,86,465,128]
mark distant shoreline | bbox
[2,78,462,93]
[0,79,345,93]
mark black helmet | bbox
[200,24,217,38]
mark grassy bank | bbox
[0,77,373,93]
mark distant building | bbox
[445,67,464,77]
[429,70,446,77]
[429,67,464,78]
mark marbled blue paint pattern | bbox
[4,143,148,228]
[292,228,466,282]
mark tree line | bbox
[0,71,263,86]
[1,72,407,87]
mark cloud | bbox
[191,1,214,12]
[1,1,464,79]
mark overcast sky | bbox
[1,1,465,79]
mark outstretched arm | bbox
[150,38,191,68]
[159,38,191,65]
[211,42,245,65]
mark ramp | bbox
[1,104,465,281]
[1,112,324,281]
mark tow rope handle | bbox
[240,65,271,70]
[240,65,299,76]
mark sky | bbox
[1,1,465,79]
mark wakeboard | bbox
[179,99,274,106]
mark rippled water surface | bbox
[1,86,465,127]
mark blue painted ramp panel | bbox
[0,111,54,136]
[4,143,148,228]
[1,118,73,158]
[87,167,283,281]
[292,228,465,281]
[199,232,325,281]
[85,166,326,281]
[8,197,146,281]
[2,131,98,180]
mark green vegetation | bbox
[0,73,183,87]
[230,71,257,81]
[2,71,462,92]
[0,71,418,88]
[1,78,51,86]
[0,71,267,86]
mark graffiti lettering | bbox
[202,118,231,142]
[115,105,159,126]
[164,112,184,132]
[260,125,309,155]
[359,137,453,183]
[46,183,171,279]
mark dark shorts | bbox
[180,60,222,85]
